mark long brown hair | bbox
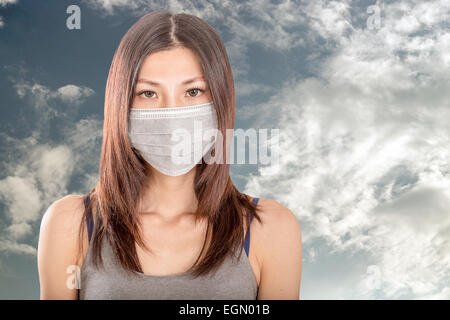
[76,10,262,278]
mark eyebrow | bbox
[137,76,206,86]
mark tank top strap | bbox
[244,197,259,257]
[84,195,94,243]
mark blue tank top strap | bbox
[244,197,259,257]
[84,195,94,243]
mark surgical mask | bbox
[128,102,218,176]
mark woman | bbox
[38,10,302,300]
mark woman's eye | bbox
[138,90,156,98]
[137,88,206,99]
[187,88,204,97]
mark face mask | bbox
[128,102,218,176]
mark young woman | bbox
[38,10,302,300]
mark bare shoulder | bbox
[253,198,302,242]
[40,194,86,235]
[38,194,88,299]
[252,198,303,299]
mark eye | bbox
[137,90,156,98]
[186,87,205,97]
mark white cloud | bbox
[0,0,17,7]
[235,80,274,98]
[0,0,17,28]
[83,0,144,15]
[11,80,95,129]
[56,85,95,105]
[242,0,450,299]
[82,0,315,51]
[0,125,101,250]
[14,81,95,109]
[0,239,36,255]
[0,144,75,240]
[0,175,41,239]
[0,75,100,254]
[303,0,353,40]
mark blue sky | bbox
[0,0,449,299]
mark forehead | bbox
[138,47,204,79]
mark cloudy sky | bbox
[0,0,449,299]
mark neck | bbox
[137,165,198,224]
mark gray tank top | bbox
[78,197,259,300]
